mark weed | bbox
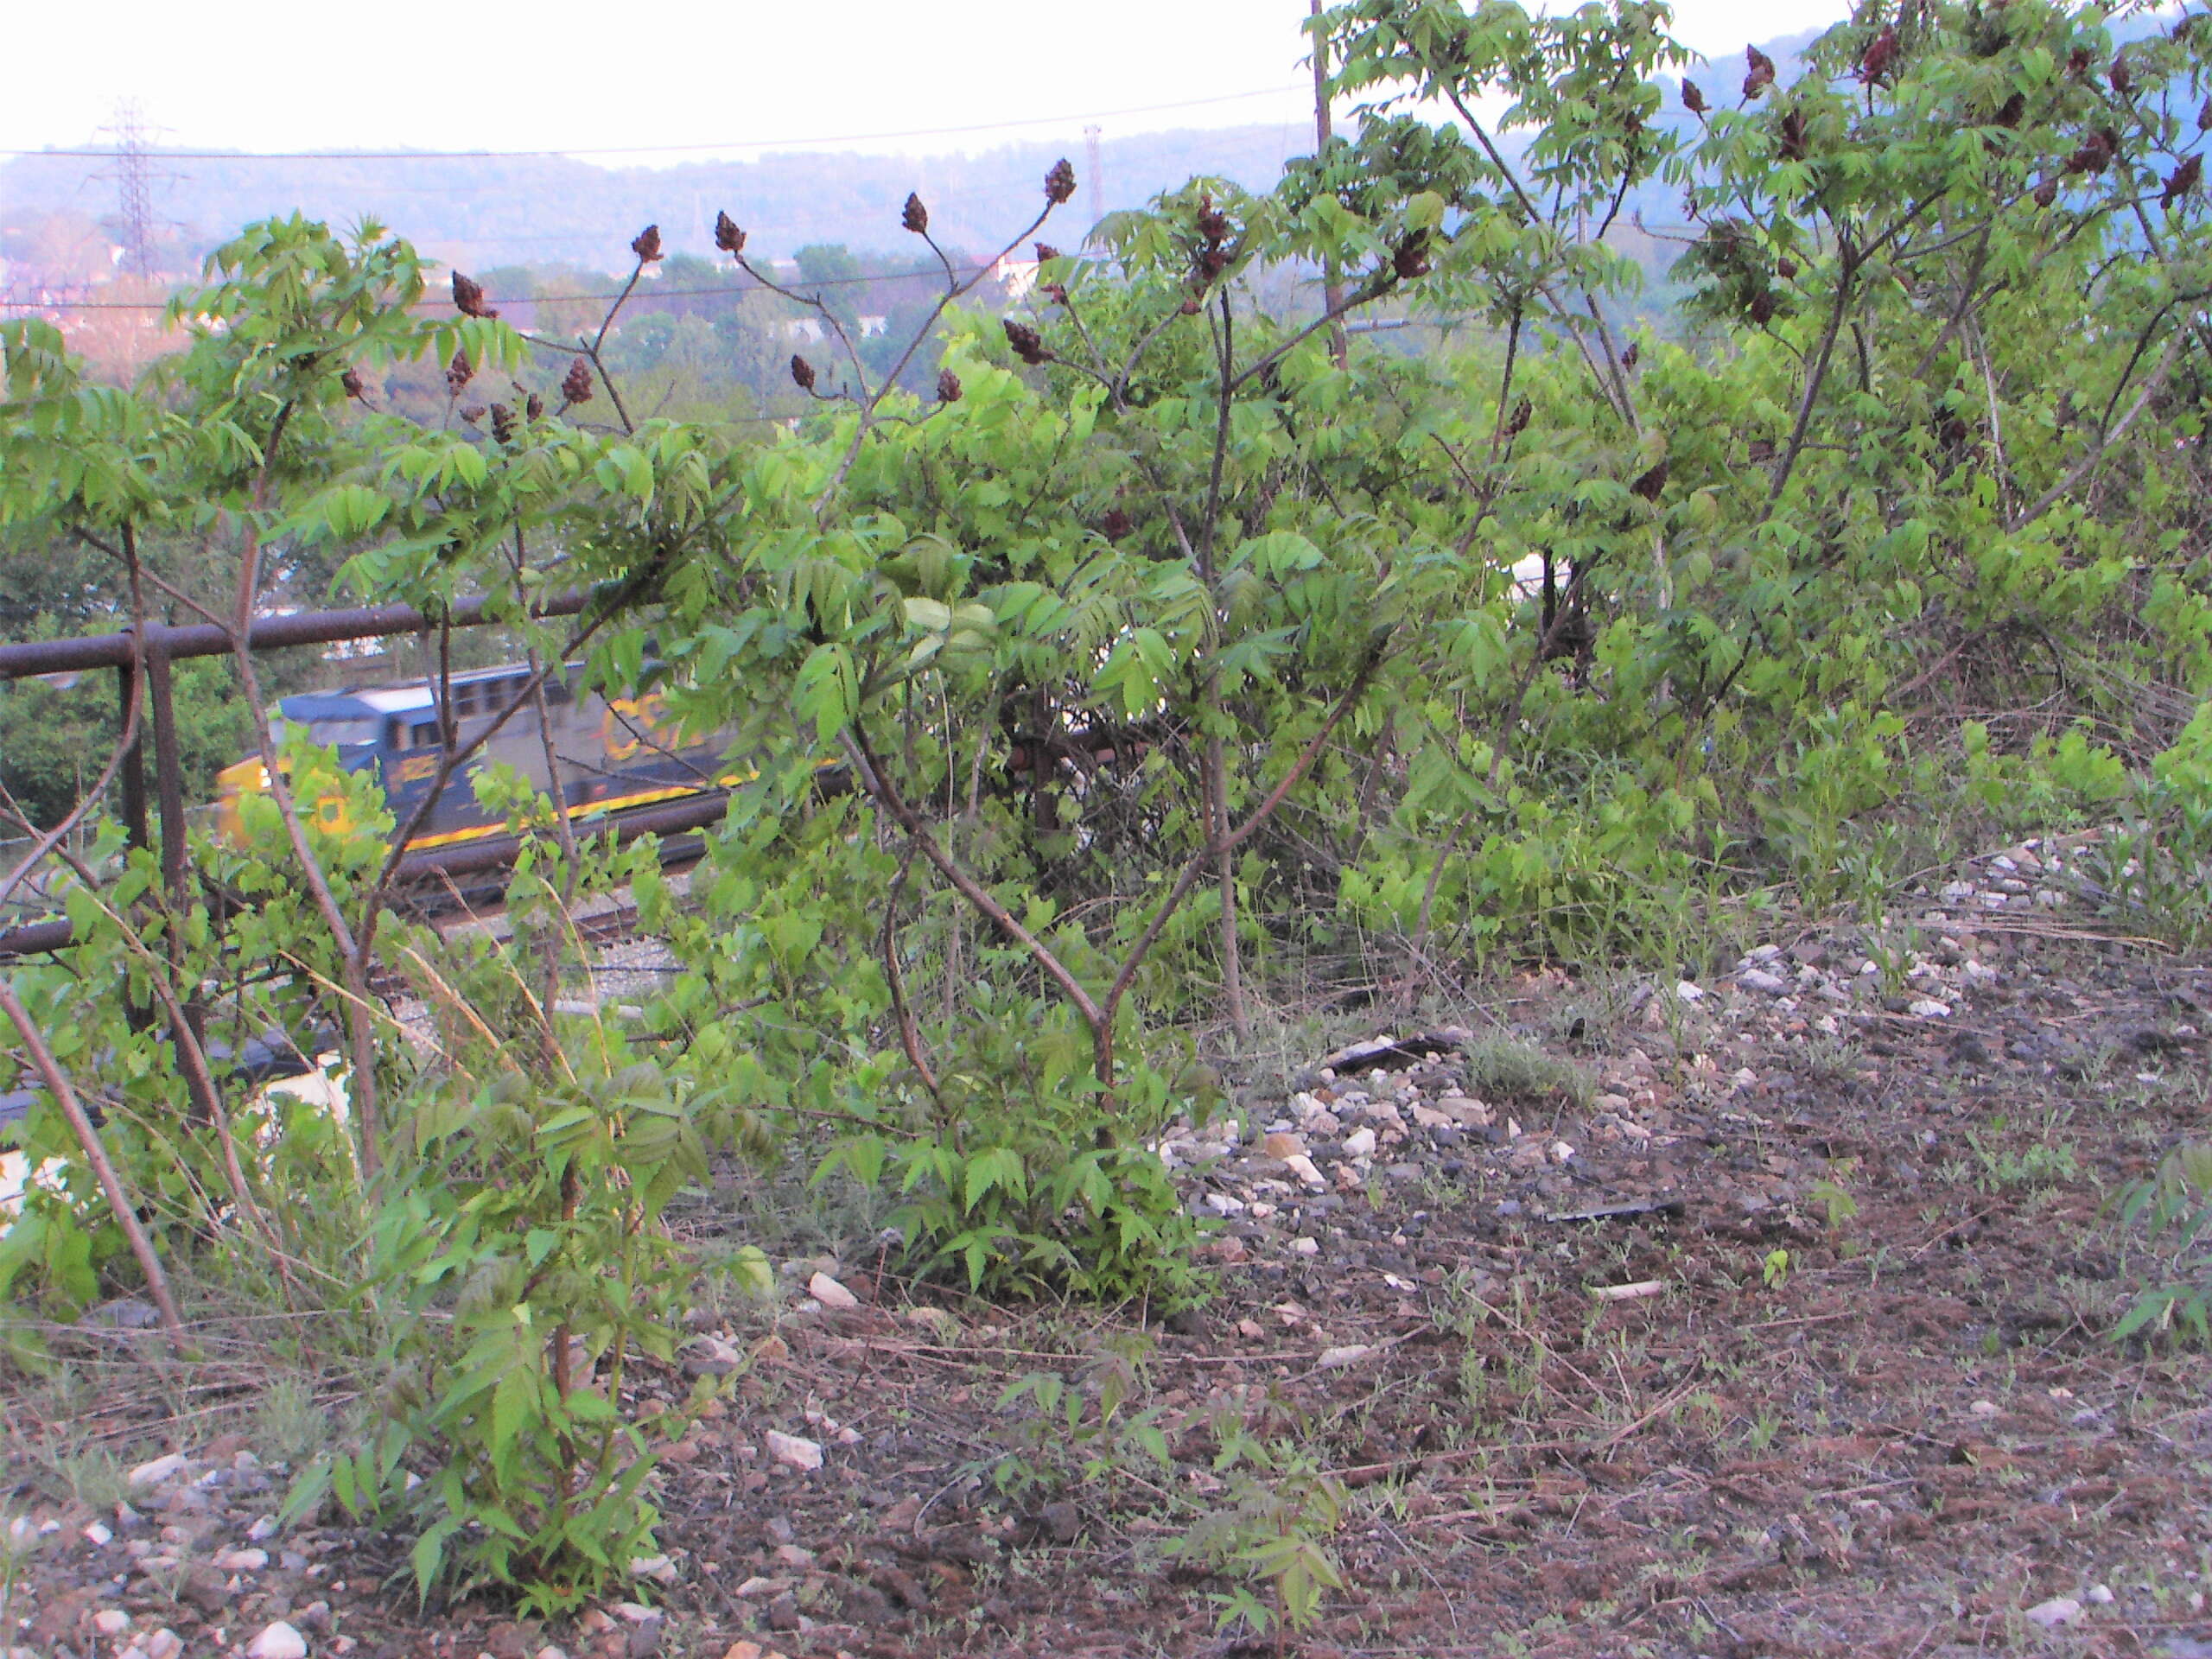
[1458,1037,1595,1113]
[1743,1409,1784,1450]
[40,1442,124,1510]
[254,1374,334,1470]
[1810,1165,1859,1230]
[2113,1140,2212,1347]
[1967,1121,2081,1191]
[1174,1429,1348,1642]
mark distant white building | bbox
[992,256,1039,301]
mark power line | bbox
[0,86,1309,164]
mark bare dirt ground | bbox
[6,913,2210,1659]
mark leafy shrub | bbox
[288,1050,719,1612]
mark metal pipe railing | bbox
[0,591,593,683]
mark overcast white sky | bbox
[4,0,1852,162]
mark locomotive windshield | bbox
[305,719,381,749]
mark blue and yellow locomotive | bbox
[216,660,739,851]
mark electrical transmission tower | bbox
[99,101,162,280]
[1084,124,1104,241]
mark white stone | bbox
[1738,968,1789,995]
[1342,1127,1377,1157]
[146,1632,184,1659]
[1288,1236,1319,1256]
[246,1623,310,1659]
[1969,1399,1999,1416]
[2086,1584,2113,1605]
[1674,980,1707,1002]
[629,1554,679,1584]
[1282,1154,1325,1188]
[1908,998,1952,1019]
[83,1521,112,1547]
[1317,1344,1372,1369]
[94,1610,133,1636]
[805,1272,859,1310]
[247,1515,278,1542]
[2024,1597,2082,1629]
[1201,1192,1246,1217]
[764,1430,823,1472]
[127,1454,188,1489]
[213,1547,269,1572]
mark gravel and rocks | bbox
[7,836,2210,1658]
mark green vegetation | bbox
[4,0,2212,1617]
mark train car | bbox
[216,660,741,851]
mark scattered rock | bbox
[2024,1597,2082,1629]
[245,1623,310,1659]
[177,1564,230,1614]
[126,1454,187,1490]
[764,1431,823,1472]
[806,1271,859,1310]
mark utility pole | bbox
[101,101,161,281]
[1311,0,1350,368]
[1083,124,1105,241]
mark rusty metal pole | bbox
[118,660,149,855]
[143,632,210,1116]
[117,658,154,1036]
[144,633,188,909]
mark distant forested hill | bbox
[1,122,1313,275]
